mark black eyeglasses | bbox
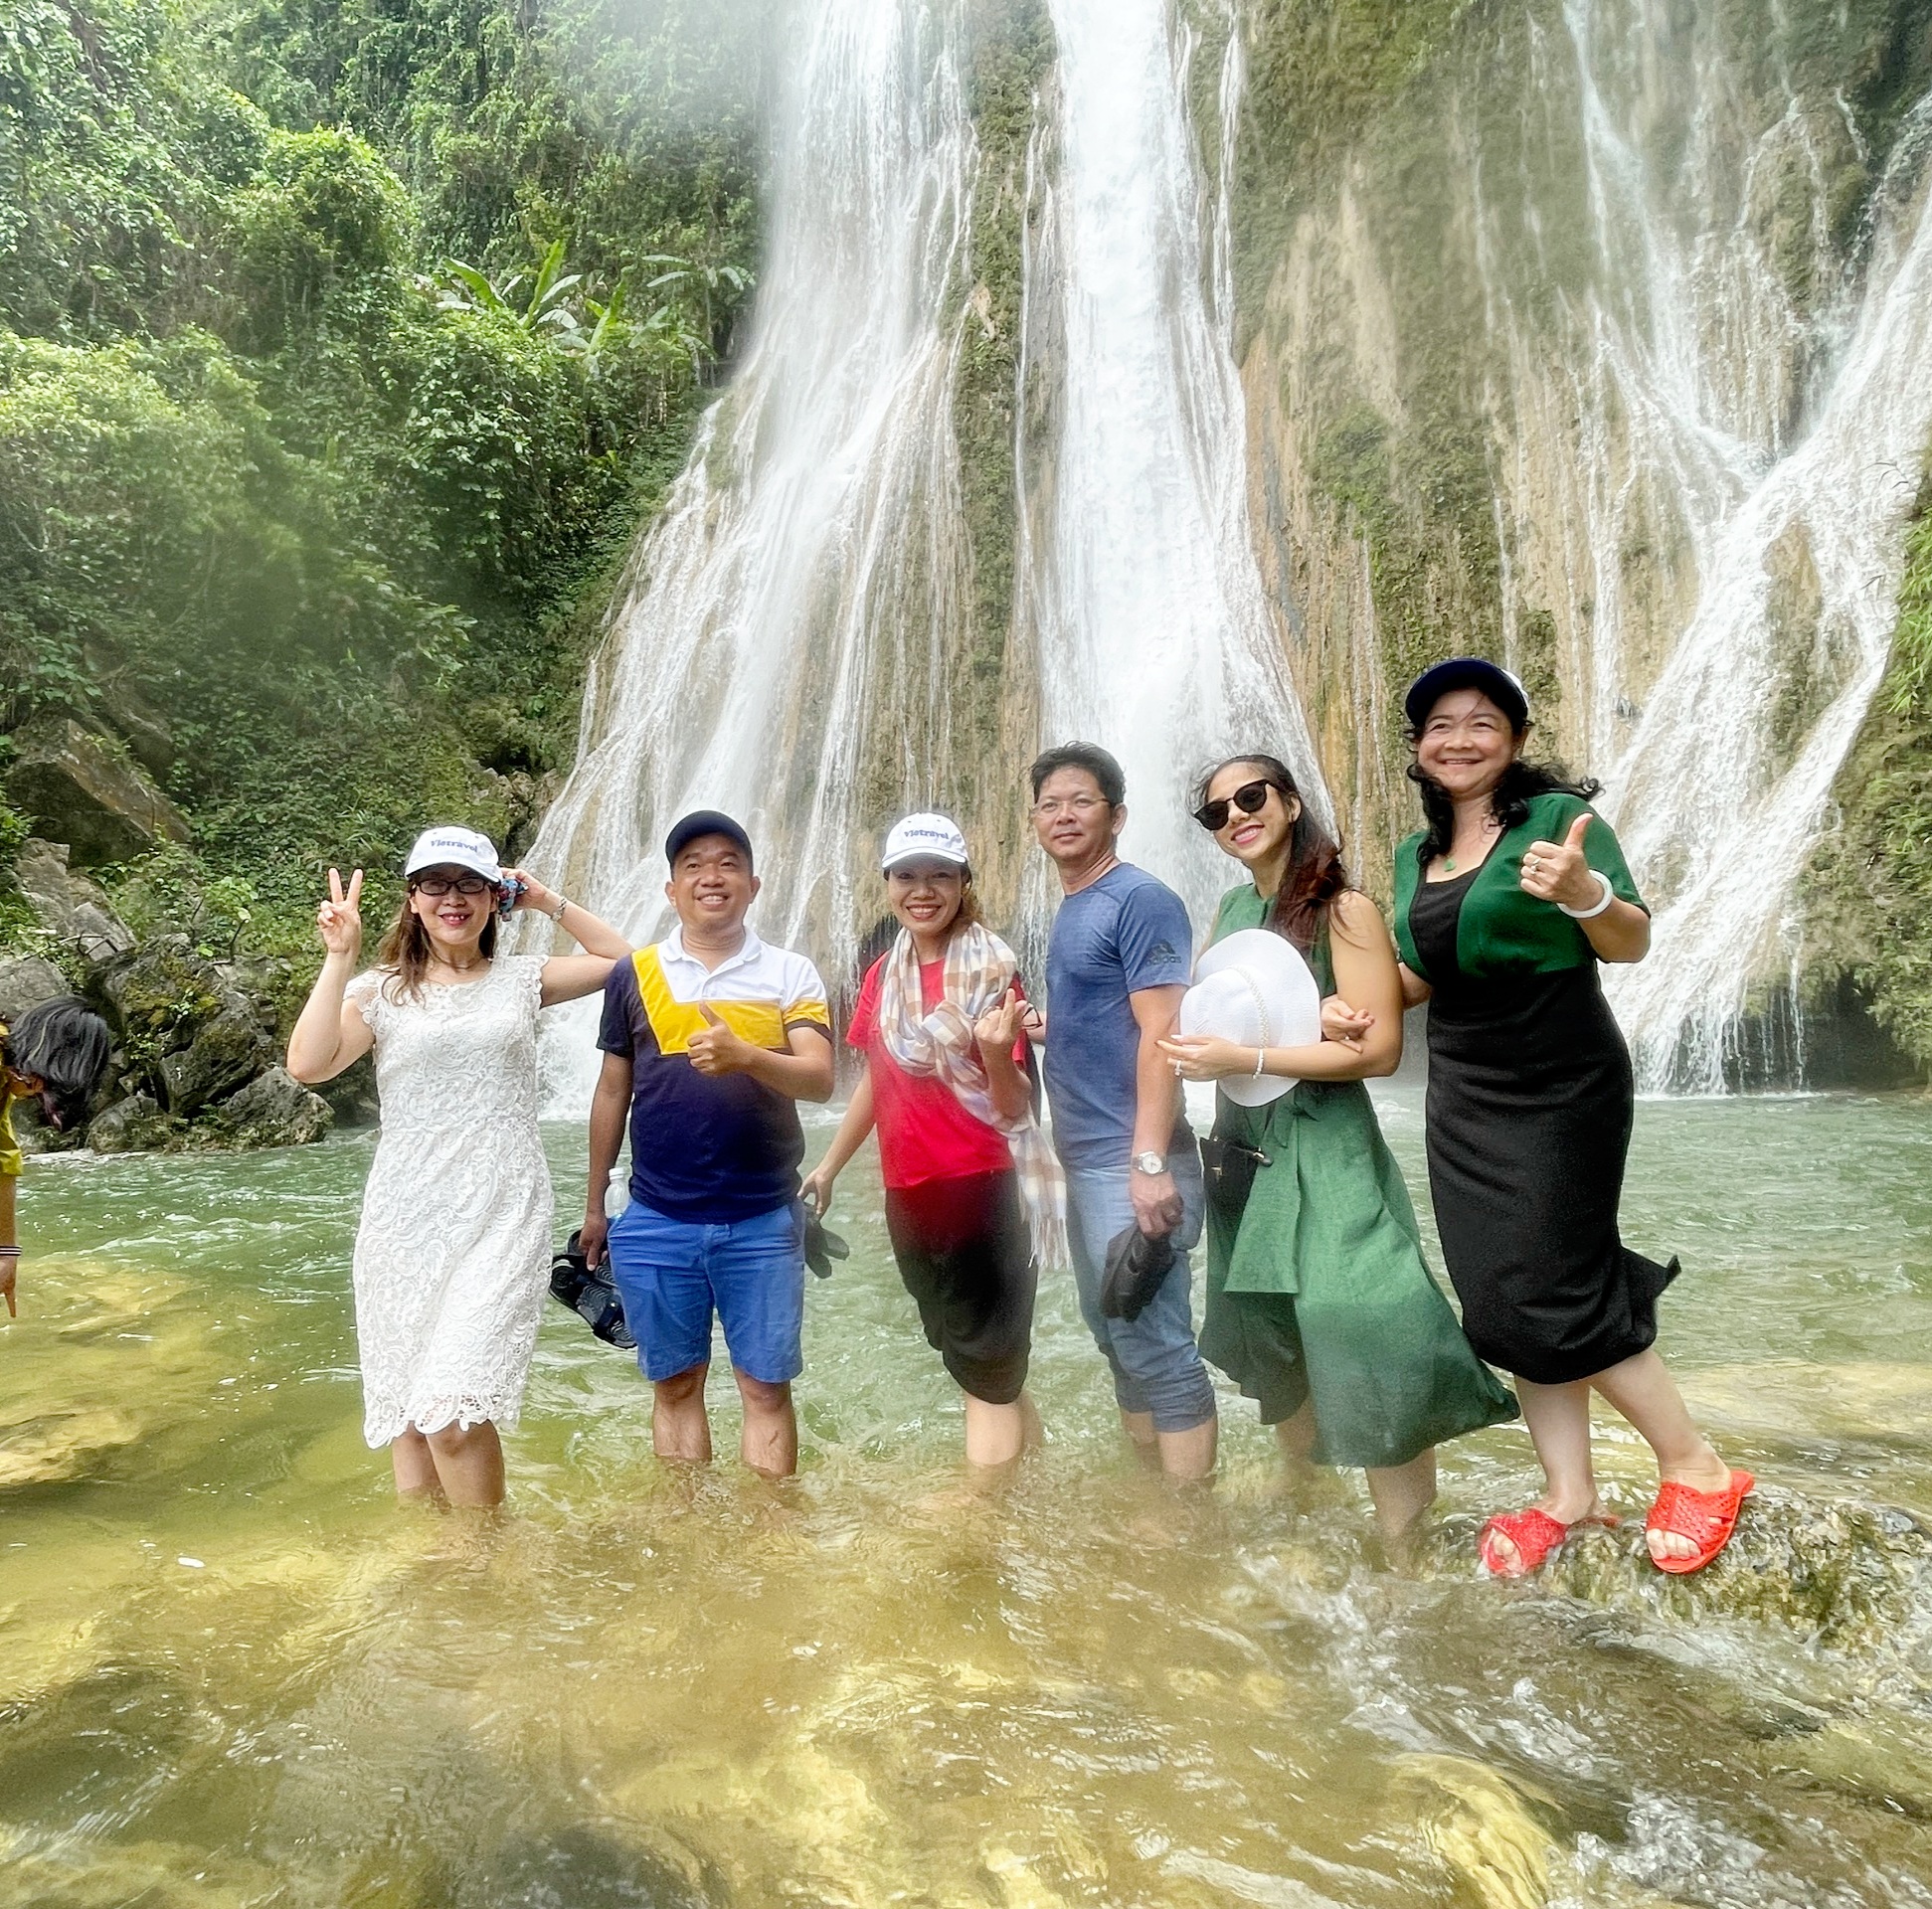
[1192,780,1285,832]
[411,875,494,898]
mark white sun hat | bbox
[1179,928,1323,1108]
[404,824,502,883]
[882,812,969,870]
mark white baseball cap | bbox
[404,825,502,883]
[881,812,969,871]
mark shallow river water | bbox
[4,1089,1932,1907]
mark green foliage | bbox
[0,0,764,906]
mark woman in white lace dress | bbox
[288,825,629,1507]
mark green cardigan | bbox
[1392,790,1647,981]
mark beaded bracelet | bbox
[1253,1046,1267,1079]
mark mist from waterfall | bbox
[1017,0,1323,926]
[1477,0,1932,1091]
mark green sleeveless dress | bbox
[1198,886,1518,1469]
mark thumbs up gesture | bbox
[686,1001,750,1077]
[1519,813,1599,912]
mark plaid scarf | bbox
[878,922,1067,1269]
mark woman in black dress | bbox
[1338,658,1750,1578]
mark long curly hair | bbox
[1403,707,1600,869]
[1193,755,1347,952]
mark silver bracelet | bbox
[1252,1046,1266,1079]
[550,895,570,923]
[1559,870,1616,920]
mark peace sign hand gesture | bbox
[317,867,364,959]
[1518,815,1599,912]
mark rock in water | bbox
[213,1067,332,1147]
[87,1093,181,1152]
[5,716,189,865]
[1393,1755,1558,1909]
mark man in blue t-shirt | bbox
[1030,743,1216,1479]
[582,810,834,1477]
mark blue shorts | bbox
[606,1197,805,1385]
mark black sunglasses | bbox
[1192,779,1287,832]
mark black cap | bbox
[1403,657,1530,731]
[664,809,754,868]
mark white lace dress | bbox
[344,954,553,1448]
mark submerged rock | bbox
[0,1405,144,1488]
[1393,1755,1559,1909]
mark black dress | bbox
[1400,797,1677,1386]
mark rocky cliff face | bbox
[1216,0,1932,1082]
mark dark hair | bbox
[377,890,500,1000]
[1029,742,1126,806]
[1193,754,1348,952]
[2,996,111,1130]
[1403,708,1601,867]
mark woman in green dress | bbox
[1160,754,1516,1544]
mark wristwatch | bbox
[1132,1151,1166,1176]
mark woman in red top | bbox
[803,813,1059,1469]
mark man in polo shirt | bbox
[582,810,834,1477]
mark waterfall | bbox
[521,0,980,1097]
[528,0,1321,1103]
[1475,0,1932,1090]
[1018,0,1323,923]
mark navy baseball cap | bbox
[664,809,754,868]
[1403,657,1530,731]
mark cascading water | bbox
[1017,0,1323,922]
[1475,0,1932,1091]
[530,0,1321,1098]
[522,0,980,1097]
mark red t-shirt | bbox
[847,955,1030,1190]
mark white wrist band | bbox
[1253,1046,1266,1079]
[1559,870,1616,920]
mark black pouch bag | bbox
[1198,1135,1271,1220]
[1100,1222,1176,1322]
[549,1230,636,1350]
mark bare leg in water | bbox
[422,1420,506,1508]
[1278,1401,1437,1543]
[964,1390,1042,1470]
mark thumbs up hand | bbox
[686,1001,750,1077]
[1519,812,1599,912]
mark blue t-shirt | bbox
[1043,863,1193,1168]
[597,932,831,1223]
